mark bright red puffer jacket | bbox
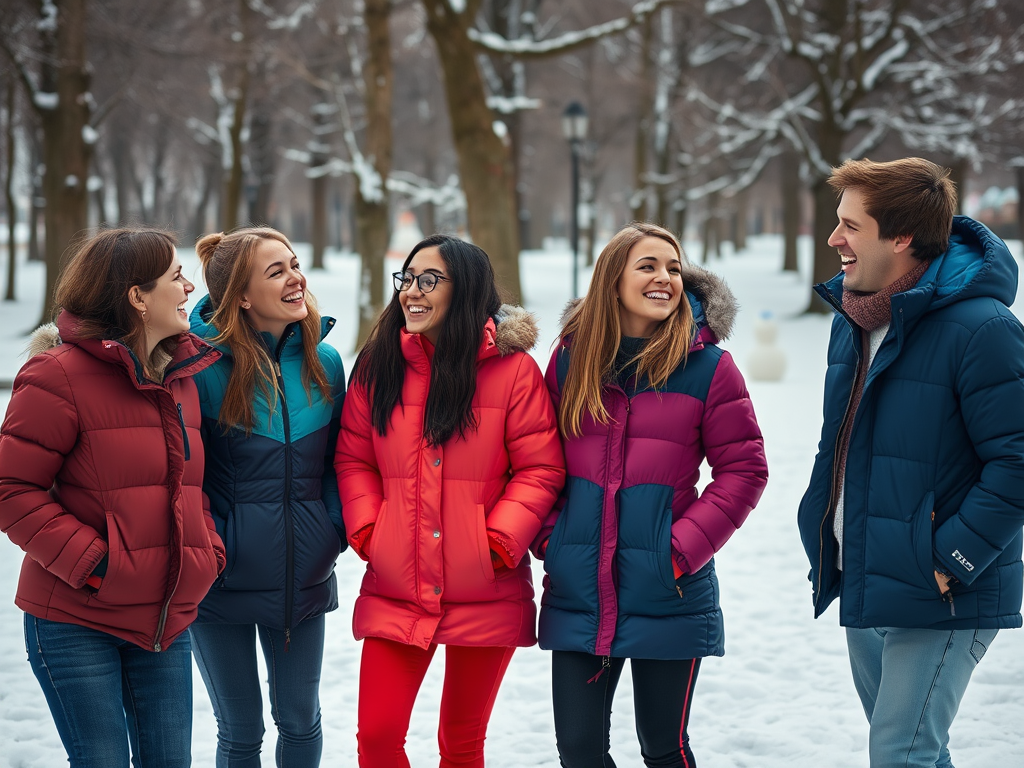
[335,306,565,649]
[0,312,225,652]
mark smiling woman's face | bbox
[242,238,308,340]
[615,236,684,338]
[399,246,452,345]
[137,254,194,344]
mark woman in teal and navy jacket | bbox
[189,227,346,768]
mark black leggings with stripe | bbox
[551,651,701,768]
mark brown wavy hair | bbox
[559,222,695,438]
[196,226,331,434]
[53,227,178,367]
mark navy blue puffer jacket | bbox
[798,217,1024,630]
[190,296,346,632]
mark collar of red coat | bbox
[400,317,500,372]
[54,310,221,388]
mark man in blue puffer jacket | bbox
[797,157,1024,768]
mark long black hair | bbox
[353,234,502,445]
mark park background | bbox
[1,1,1024,765]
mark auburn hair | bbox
[53,227,179,369]
[559,222,696,438]
[196,226,332,434]
[827,157,957,261]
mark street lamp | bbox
[562,101,588,298]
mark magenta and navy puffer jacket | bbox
[536,266,768,660]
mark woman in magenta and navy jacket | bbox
[535,222,768,768]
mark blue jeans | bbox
[846,626,998,768]
[24,613,193,768]
[190,615,326,767]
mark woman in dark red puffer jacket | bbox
[0,228,225,768]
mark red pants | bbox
[357,638,515,768]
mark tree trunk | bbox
[732,188,748,252]
[701,191,719,263]
[809,178,840,311]
[422,0,522,303]
[807,122,844,313]
[355,0,394,347]
[782,151,800,272]
[631,13,654,223]
[189,158,218,244]
[222,0,251,232]
[36,0,91,325]
[4,76,16,301]
[311,172,327,270]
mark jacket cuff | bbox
[672,551,689,579]
[70,539,109,590]
[350,523,374,561]
[487,530,516,569]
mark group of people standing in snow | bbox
[0,155,1021,768]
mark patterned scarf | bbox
[841,259,930,331]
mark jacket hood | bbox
[558,262,738,343]
[31,311,218,384]
[26,322,62,359]
[190,293,335,356]
[819,216,1017,313]
[492,304,540,355]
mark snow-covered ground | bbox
[1,234,1022,767]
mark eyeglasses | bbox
[393,271,450,294]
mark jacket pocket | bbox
[913,491,938,591]
[92,512,161,606]
[475,504,495,584]
[365,500,387,564]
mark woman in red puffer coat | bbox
[335,234,565,768]
[0,228,225,768]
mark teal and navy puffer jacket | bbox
[189,295,346,632]
[798,216,1024,630]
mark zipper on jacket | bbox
[153,602,170,652]
[273,357,296,650]
[942,590,956,617]
[586,655,611,684]
[176,403,191,461]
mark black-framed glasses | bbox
[393,271,450,293]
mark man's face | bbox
[828,188,915,293]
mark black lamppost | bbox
[562,101,588,298]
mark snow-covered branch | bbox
[467,0,684,58]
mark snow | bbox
[32,92,58,111]
[82,125,98,145]
[1,234,1023,766]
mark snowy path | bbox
[1,236,1022,767]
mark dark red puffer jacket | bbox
[0,312,225,651]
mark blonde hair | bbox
[195,227,332,434]
[559,222,695,438]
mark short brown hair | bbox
[827,158,957,260]
[54,227,178,359]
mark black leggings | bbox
[551,651,701,768]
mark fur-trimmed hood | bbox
[558,262,738,343]
[25,322,62,359]
[493,303,540,355]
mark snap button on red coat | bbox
[434,586,441,595]
[433,458,441,466]
[433,530,440,538]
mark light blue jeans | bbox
[846,626,998,768]
[190,615,326,768]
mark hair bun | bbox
[195,232,225,266]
